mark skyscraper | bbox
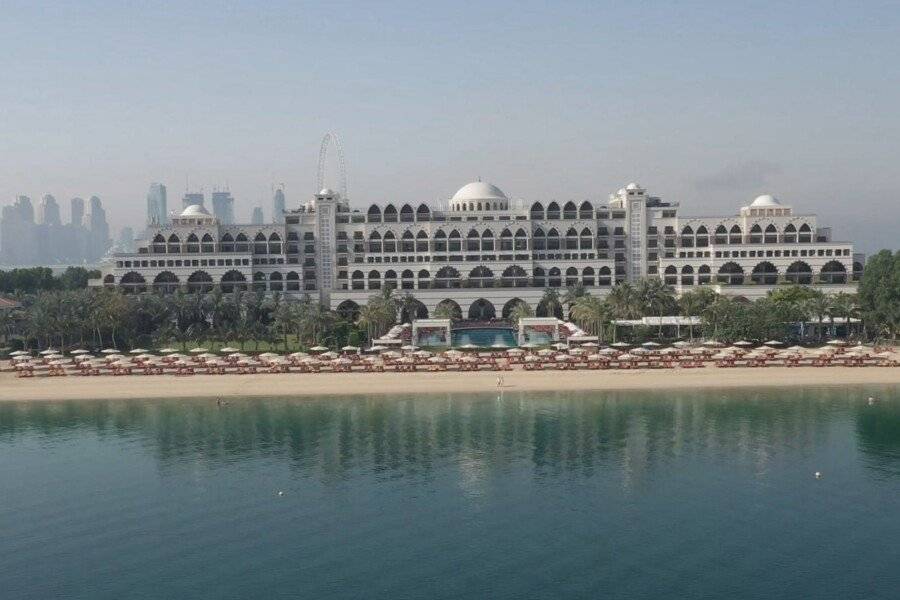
[251,206,264,225]
[211,190,235,224]
[86,196,111,260]
[146,183,168,225]
[70,197,85,226]
[39,194,61,226]
[273,187,286,224]
[182,192,204,210]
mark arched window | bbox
[400,230,415,253]
[729,225,742,244]
[468,298,496,320]
[514,228,528,251]
[415,203,431,221]
[201,233,214,253]
[286,271,300,291]
[530,202,544,220]
[401,269,415,289]
[253,271,267,291]
[481,229,494,252]
[435,266,460,289]
[597,266,612,286]
[579,227,593,250]
[565,228,579,250]
[383,269,397,290]
[368,269,381,290]
[269,271,283,291]
[220,270,247,293]
[187,271,213,293]
[151,234,166,253]
[798,223,812,243]
[103,274,115,286]
[563,201,577,219]
[764,224,778,244]
[121,271,146,294]
[546,228,560,250]
[717,262,744,285]
[714,225,728,245]
[433,229,447,252]
[367,204,382,223]
[466,229,480,252]
[579,201,593,219]
[664,265,678,285]
[435,299,462,320]
[415,230,429,252]
[448,230,461,253]
[565,267,579,287]
[696,226,709,248]
[186,233,200,253]
[783,223,797,243]
[268,232,282,254]
[852,261,864,282]
[749,224,763,244]
[336,300,361,321]
[253,232,268,254]
[819,261,847,284]
[501,265,528,287]
[167,234,180,253]
[500,228,513,251]
[417,269,430,290]
[468,266,494,288]
[399,204,414,223]
[533,267,546,287]
[532,227,546,251]
[680,225,694,248]
[548,267,562,287]
[351,270,365,290]
[581,266,595,286]
[382,231,396,253]
[681,265,694,286]
[698,264,712,284]
[383,204,398,223]
[751,261,778,285]
[546,202,560,220]
[152,271,179,294]
[368,230,382,253]
[235,233,249,253]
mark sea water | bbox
[0,387,898,599]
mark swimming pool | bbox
[451,327,517,347]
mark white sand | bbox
[1,366,897,402]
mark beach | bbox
[2,366,898,402]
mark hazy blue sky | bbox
[1,1,898,252]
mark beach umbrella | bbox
[368,346,387,352]
[537,348,555,356]
[787,345,805,351]
[310,346,328,352]
[459,344,479,350]
[849,344,869,352]
[198,353,218,359]
[428,356,447,363]
[552,342,569,350]
[519,342,537,349]
[159,348,178,353]
[641,341,661,348]
[631,347,648,354]
[189,347,208,353]
[414,350,432,357]
[524,355,540,362]
[9,350,30,356]
[491,342,509,349]
[444,350,463,357]
[555,354,572,361]
[734,341,753,347]
[219,347,240,353]
[581,342,599,347]
[618,354,636,361]
[763,340,783,346]
[568,347,586,355]
[341,345,360,352]
[364,356,379,363]
[506,348,524,355]
[320,351,338,359]
[825,339,848,346]
[129,348,148,354]
[401,344,419,351]
[588,353,602,361]
[333,357,352,365]
[101,348,120,354]
[39,349,58,355]
[69,349,90,355]
[599,347,619,355]
[289,352,309,358]
[611,342,631,348]
[702,340,724,347]
[672,341,691,348]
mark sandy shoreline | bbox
[2,366,898,402]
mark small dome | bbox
[750,194,780,207]
[617,188,626,195]
[319,188,335,196]
[625,182,641,191]
[451,181,507,202]
[180,204,210,217]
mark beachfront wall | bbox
[95,183,863,307]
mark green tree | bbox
[857,250,900,342]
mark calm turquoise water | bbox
[452,327,517,347]
[1,387,899,599]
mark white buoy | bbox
[277,491,284,496]
[868,397,876,405]
[815,472,822,479]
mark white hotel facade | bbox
[97,181,864,320]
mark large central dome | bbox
[452,181,507,202]
[450,181,508,212]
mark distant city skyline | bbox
[1,2,898,254]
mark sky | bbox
[1,0,898,253]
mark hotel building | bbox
[96,181,864,320]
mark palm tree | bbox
[701,297,731,342]
[635,278,676,338]
[678,292,702,342]
[570,295,610,341]
[538,288,563,319]
[607,282,641,320]
[828,292,858,340]
[803,291,832,342]
[507,301,534,325]
[562,283,587,317]
[398,293,421,324]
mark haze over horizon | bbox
[1,1,898,254]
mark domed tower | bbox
[450,181,508,212]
